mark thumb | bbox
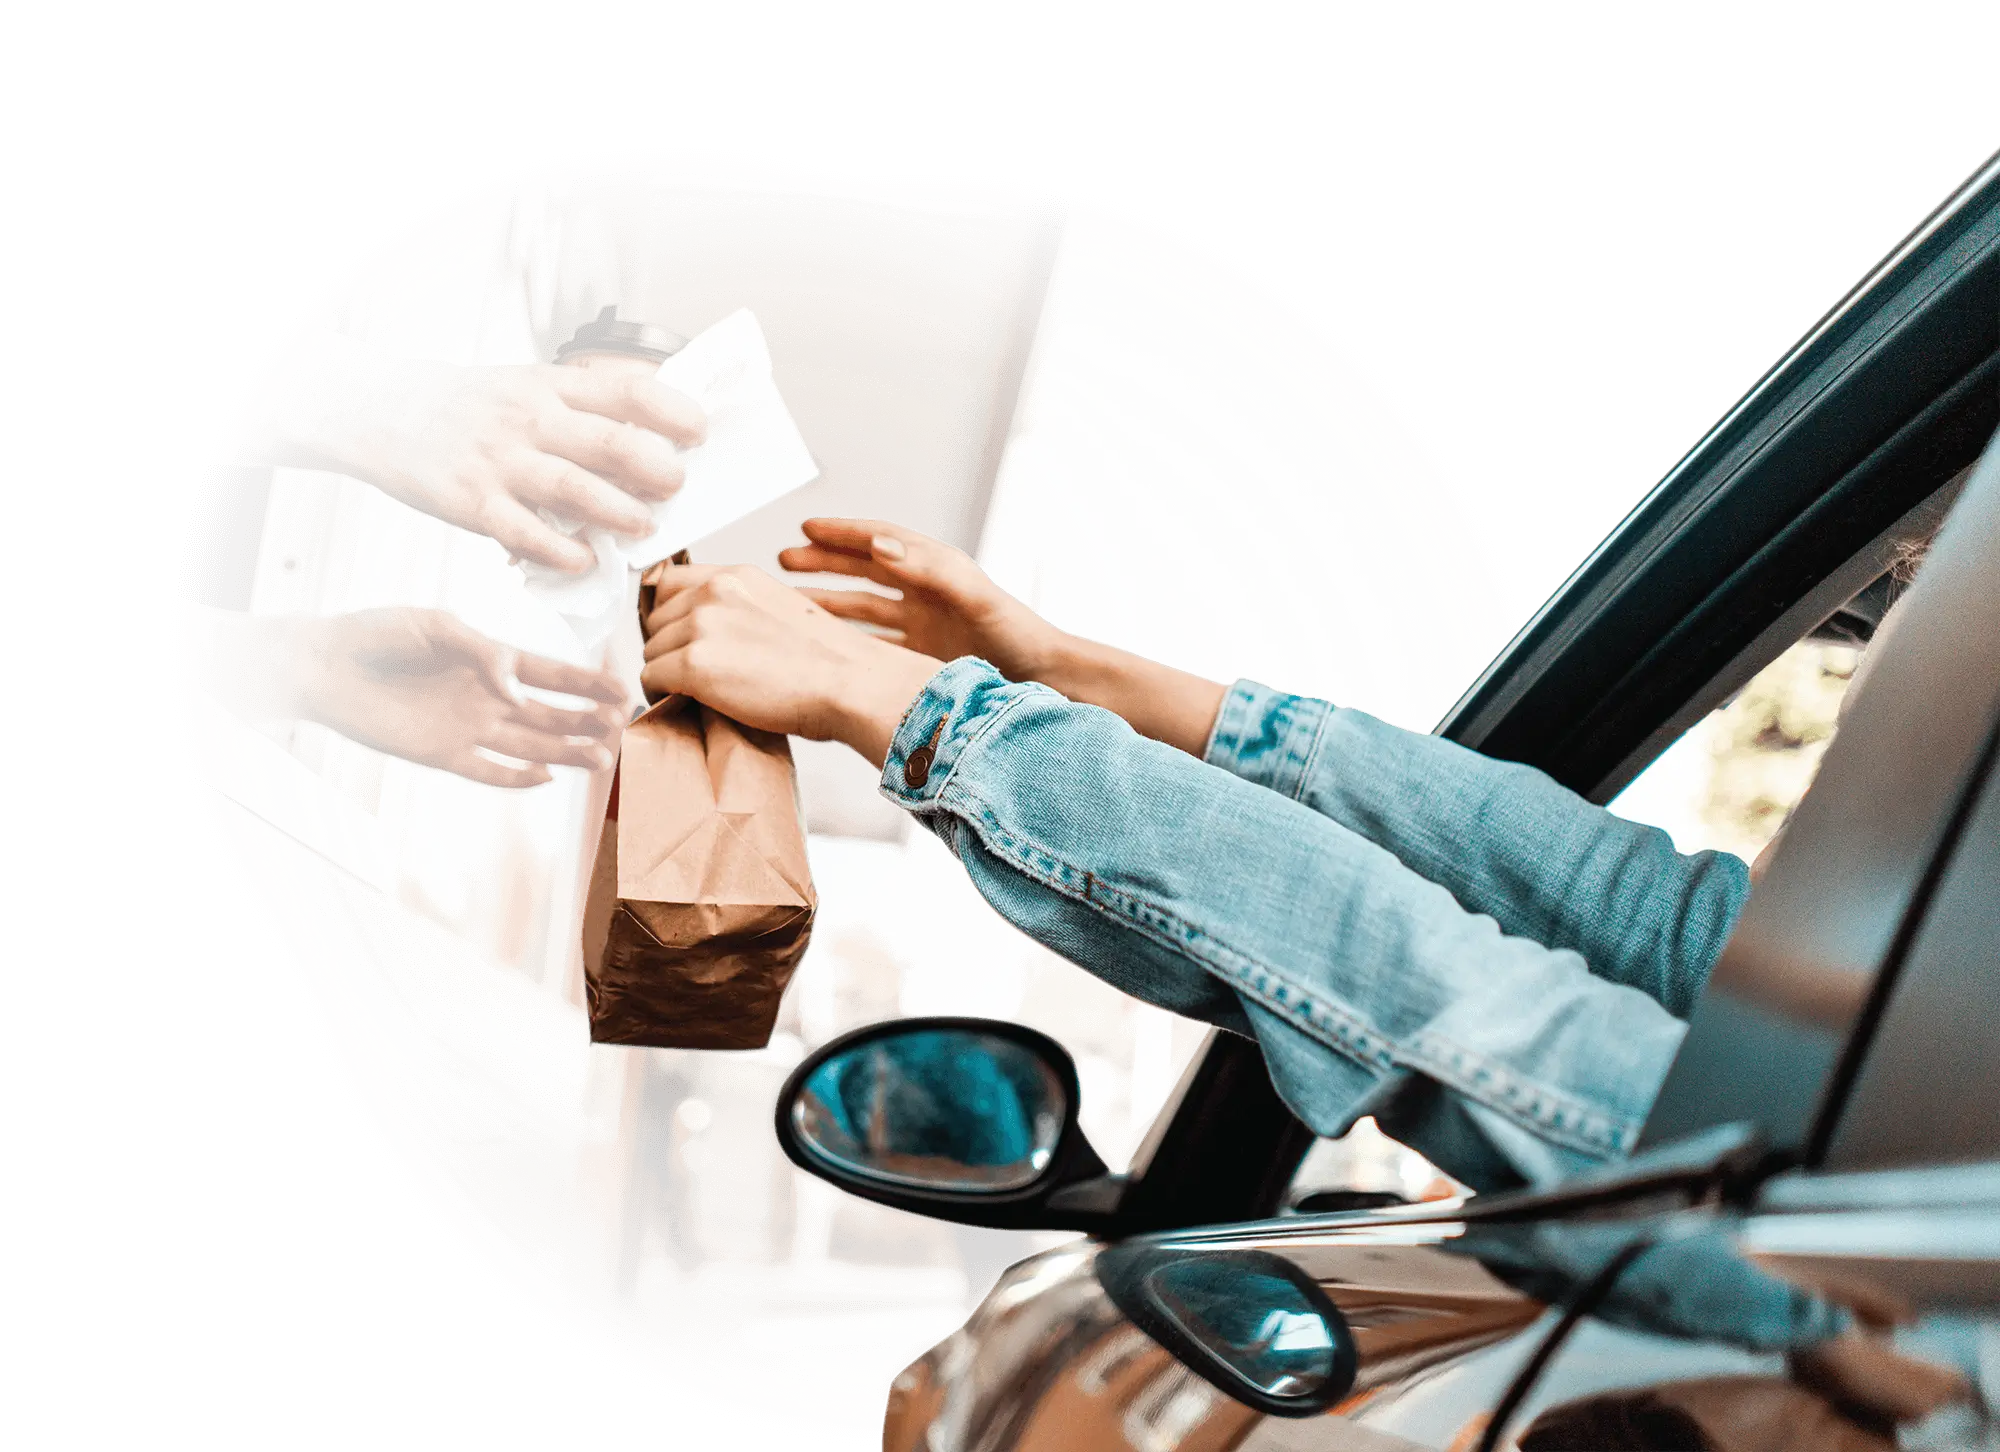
[472,642,527,705]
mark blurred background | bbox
[191,171,1872,1432]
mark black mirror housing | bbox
[1096,1244,1358,1417]
[772,1020,1128,1232]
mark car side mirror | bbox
[774,1017,1118,1230]
[1096,1244,1357,1417]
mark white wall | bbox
[816,213,1512,1032]
[985,213,1498,730]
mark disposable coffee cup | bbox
[556,303,688,372]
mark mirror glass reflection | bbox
[1145,1260,1339,1397]
[790,1028,1067,1193]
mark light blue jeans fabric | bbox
[880,664,1768,1208]
[877,659,1753,1193]
[872,658,1854,1349]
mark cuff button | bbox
[903,719,946,788]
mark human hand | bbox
[297,354,704,573]
[296,609,628,788]
[777,519,1061,680]
[777,518,1228,756]
[639,564,941,766]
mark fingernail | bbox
[872,535,906,562]
[589,745,613,770]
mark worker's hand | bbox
[303,357,704,572]
[297,608,628,788]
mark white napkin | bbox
[524,309,819,640]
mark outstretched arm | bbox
[637,564,1687,1190]
[778,519,1747,1016]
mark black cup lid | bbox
[555,305,688,364]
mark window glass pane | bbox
[1285,1118,1467,1212]
[1610,640,1860,858]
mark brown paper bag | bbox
[580,564,816,1048]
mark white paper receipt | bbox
[524,309,819,637]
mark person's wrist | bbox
[978,605,1065,683]
[1022,628,1100,696]
[822,637,944,767]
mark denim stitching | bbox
[901,678,1636,1158]
[1200,684,1248,772]
[922,685,1040,802]
[925,780,1630,1158]
[1201,681,1257,766]
[1210,683,1294,794]
[1261,696,1308,801]
[880,684,938,797]
[1288,698,1333,806]
[885,688,929,760]
[938,787,1409,1067]
[1404,1030,1635,1153]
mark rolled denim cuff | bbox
[1202,679,1334,803]
[880,656,1043,809]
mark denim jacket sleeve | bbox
[879,658,1689,1189]
[1203,681,1750,1019]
